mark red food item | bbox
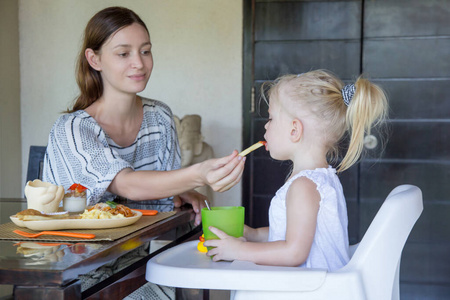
[69,183,87,193]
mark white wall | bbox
[0,0,21,197]
[19,0,243,206]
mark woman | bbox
[42,7,245,298]
[43,6,245,226]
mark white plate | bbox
[10,210,142,231]
[10,216,26,227]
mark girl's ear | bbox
[290,119,303,142]
[85,48,102,71]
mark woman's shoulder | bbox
[141,97,173,116]
[52,110,94,126]
[49,110,102,139]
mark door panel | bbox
[364,0,450,37]
[360,162,450,205]
[380,122,450,159]
[401,281,450,300]
[251,195,273,228]
[253,156,290,196]
[255,1,361,40]
[363,38,450,78]
[375,80,450,119]
[401,243,450,283]
[255,41,360,80]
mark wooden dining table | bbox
[0,198,200,300]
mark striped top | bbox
[42,98,181,211]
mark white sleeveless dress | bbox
[268,167,350,271]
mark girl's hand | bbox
[203,226,246,262]
[173,190,207,226]
[200,151,246,192]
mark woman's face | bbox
[93,23,153,96]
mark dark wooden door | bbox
[242,0,450,298]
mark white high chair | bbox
[146,184,423,300]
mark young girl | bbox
[204,70,388,271]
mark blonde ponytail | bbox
[338,76,388,172]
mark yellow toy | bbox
[197,234,207,252]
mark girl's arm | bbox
[109,151,245,200]
[205,177,320,267]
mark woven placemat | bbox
[0,211,176,242]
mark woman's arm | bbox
[205,177,320,266]
[108,151,245,201]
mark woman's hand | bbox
[108,151,245,202]
[203,226,246,262]
[173,190,207,226]
[200,150,246,192]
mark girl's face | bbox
[94,23,153,96]
[263,99,293,161]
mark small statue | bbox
[174,114,214,167]
[174,114,214,204]
[24,179,64,213]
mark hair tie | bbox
[342,84,355,106]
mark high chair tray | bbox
[146,240,327,291]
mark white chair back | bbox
[342,184,423,300]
